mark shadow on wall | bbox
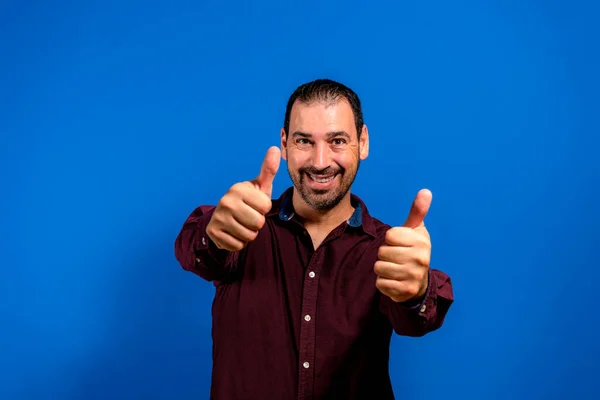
[64,222,215,400]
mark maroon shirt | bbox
[174,187,454,399]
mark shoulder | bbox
[369,215,392,237]
[350,193,391,241]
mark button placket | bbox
[296,248,323,400]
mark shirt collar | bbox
[268,187,377,237]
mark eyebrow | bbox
[291,131,351,139]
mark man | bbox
[174,79,454,399]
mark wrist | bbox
[417,269,429,298]
[400,269,430,308]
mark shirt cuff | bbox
[193,208,230,266]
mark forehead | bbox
[289,99,357,138]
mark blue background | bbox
[1,1,599,399]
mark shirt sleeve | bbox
[379,268,454,337]
[173,205,239,282]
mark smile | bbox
[307,174,336,183]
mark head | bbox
[281,79,369,211]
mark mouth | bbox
[307,173,336,183]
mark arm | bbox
[174,147,281,283]
[174,205,239,282]
[379,268,454,337]
[375,188,454,337]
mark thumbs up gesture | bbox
[206,146,281,252]
[375,189,433,303]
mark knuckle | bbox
[250,211,263,227]
[242,228,259,242]
[377,246,387,260]
[259,195,272,214]
[416,236,431,249]
[212,214,226,230]
[244,213,263,232]
[255,214,266,229]
[248,230,259,241]
[225,236,244,252]
[206,225,215,238]
[211,210,224,223]
[384,228,395,243]
[385,227,403,243]
[229,181,246,194]
[373,261,383,275]
[233,243,245,252]
[418,250,430,266]
[218,195,233,211]
[223,184,248,205]
[386,227,413,245]
[207,222,222,239]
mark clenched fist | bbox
[206,146,281,252]
[375,189,433,303]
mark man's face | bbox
[281,98,369,211]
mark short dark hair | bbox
[283,78,364,138]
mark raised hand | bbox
[374,189,433,303]
[206,146,281,252]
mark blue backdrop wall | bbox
[1,1,599,399]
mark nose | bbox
[311,142,331,170]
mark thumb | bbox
[254,146,281,197]
[403,189,432,228]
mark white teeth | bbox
[309,174,335,183]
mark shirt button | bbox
[304,315,311,322]
[195,258,201,263]
[308,271,315,278]
[303,362,310,369]
[201,237,207,246]
[420,304,427,313]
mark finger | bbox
[403,188,432,229]
[379,245,431,268]
[384,227,420,247]
[373,260,412,281]
[222,219,258,243]
[377,245,414,264]
[253,146,281,197]
[210,229,247,252]
[242,189,272,215]
[376,276,422,303]
[232,204,266,232]
[375,277,414,302]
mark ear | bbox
[280,128,288,161]
[359,124,369,160]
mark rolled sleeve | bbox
[174,205,238,282]
[380,268,454,337]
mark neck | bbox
[291,190,355,228]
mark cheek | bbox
[335,152,358,170]
[289,153,309,169]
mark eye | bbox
[332,138,347,145]
[296,138,310,145]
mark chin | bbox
[303,188,349,211]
